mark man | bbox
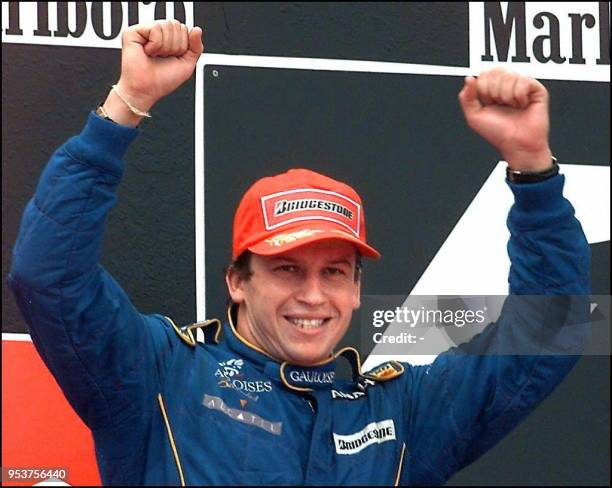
[8,20,590,485]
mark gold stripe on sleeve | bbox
[157,393,186,486]
[394,442,406,486]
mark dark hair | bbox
[225,251,254,282]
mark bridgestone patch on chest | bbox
[333,419,396,455]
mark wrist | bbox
[101,90,144,127]
[504,147,553,172]
[100,81,157,128]
[506,156,559,184]
[114,80,157,112]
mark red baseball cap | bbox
[232,168,381,260]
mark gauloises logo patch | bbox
[288,370,335,385]
[261,189,360,236]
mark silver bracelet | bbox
[111,84,152,118]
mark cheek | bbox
[333,292,359,324]
[341,283,361,310]
[245,281,292,315]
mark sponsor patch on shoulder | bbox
[362,361,404,382]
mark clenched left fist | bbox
[458,67,553,172]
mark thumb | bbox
[182,26,204,61]
[125,22,154,49]
[124,22,161,56]
[458,76,482,118]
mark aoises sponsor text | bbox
[220,378,273,393]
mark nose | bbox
[295,273,327,307]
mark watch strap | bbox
[506,157,559,183]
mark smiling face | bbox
[226,239,361,366]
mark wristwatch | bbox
[95,104,116,124]
[506,157,559,183]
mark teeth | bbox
[289,318,325,329]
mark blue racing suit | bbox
[8,112,591,485]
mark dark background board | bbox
[2,2,609,485]
[202,64,610,486]
[202,64,610,342]
[1,43,198,332]
[198,2,470,66]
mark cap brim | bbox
[248,225,381,259]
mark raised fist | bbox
[458,67,552,172]
[115,20,204,112]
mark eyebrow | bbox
[327,259,353,267]
[267,257,353,266]
[268,257,297,263]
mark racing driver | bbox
[8,20,590,485]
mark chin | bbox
[290,350,329,366]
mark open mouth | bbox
[285,316,331,330]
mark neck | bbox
[229,303,277,360]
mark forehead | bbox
[264,239,358,263]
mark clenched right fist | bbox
[103,20,203,126]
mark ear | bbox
[226,268,246,304]
[352,276,361,310]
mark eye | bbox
[324,267,346,276]
[275,264,298,273]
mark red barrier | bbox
[2,338,101,486]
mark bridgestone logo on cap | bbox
[333,419,396,455]
[261,189,360,236]
[274,199,353,220]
